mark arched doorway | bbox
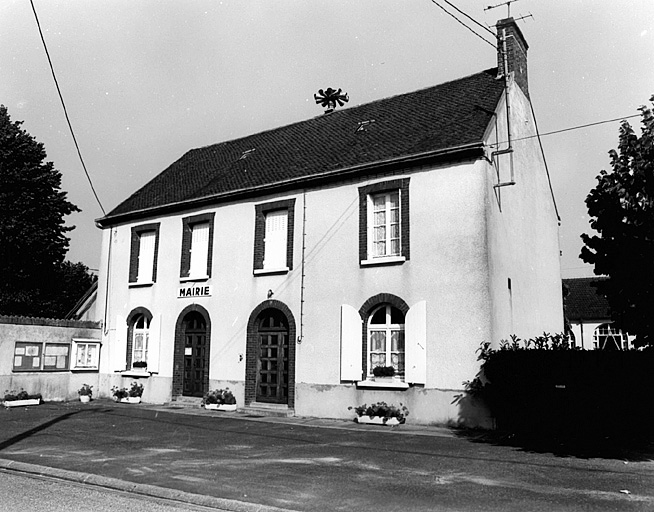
[246,300,296,407]
[173,306,211,398]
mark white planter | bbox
[356,415,401,426]
[205,403,237,411]
[4,398,40,408]
[116,396,141,404]
[79,395,91,403]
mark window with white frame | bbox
[129,223,160,284]
[367,304,405,378]
[72,339,101,370]
[131,314,150,366]
[593,323,629,350]
[370,191,400,258]
[358,179,410,265]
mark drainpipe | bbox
[297,190,307,344]
[493,26,515,188]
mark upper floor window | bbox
[180,213,215,280]
[359,179,410,266]
[129,223,160,285]
[254,199,296,274]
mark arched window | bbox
[593,323,628,350]
[131,314,150,364]
[367,304,405,378]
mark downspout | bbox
[102,227,113,336]
[297,190,307,344]
[493,26,515,188]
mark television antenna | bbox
[484,0,519,17]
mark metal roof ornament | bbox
[314,88,349,114]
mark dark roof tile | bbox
[563,277,610,321]
[103,68,505,223]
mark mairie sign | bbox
[178,285,212,299]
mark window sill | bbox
[119,370,152,378]
[180,276,209,283]
[128,281,154,288]
[254,267,289,276]
[356,379,409,389]
[360,256,406,267]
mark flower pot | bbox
[356,415,401,426]
[204,403,237,411]
[79,395,91,403]
[4,398,41,408]
[119,396,141,404]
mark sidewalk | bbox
[1,399,653,512]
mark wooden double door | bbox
[255,308,289,404]
[182,311,208,397]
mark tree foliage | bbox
[581,96,654,346]
[0,105,94,318]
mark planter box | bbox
[205,403,237,411]
[356,415,401,426]
[114,396,141,404]
[3,398,41,408]
[79,395,91,403]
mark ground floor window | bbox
[367,304,405,378]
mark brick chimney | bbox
[496,18,529,98]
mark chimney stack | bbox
[496,18,529,98]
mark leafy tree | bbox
[580,96,654,347]
[0,105,93,317]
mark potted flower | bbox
[132,361,148,372]
[78,384,93,403]
[202,388,237,411]
[349,401,409,426]
[3,389,42,408]
[372,365,396,382]
[112,382,143,403]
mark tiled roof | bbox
[563,277,610,321]
[101,68,505,225]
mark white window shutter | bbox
[147,313,161,373]
[264,210,287,269]
[340,304,363,381]
[405,300,427,384]
[112,315,127,372]
[137,231,155,283]
[189,223,209,277]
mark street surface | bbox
[1,401,653,511]
[0,470,230,512]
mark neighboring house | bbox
[563,277,633,350]
[0,315,101,400]
[94,18,562,426]
[65,281,98,321]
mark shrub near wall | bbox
[466,334,654,438]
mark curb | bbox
[0,458,300,512]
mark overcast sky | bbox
[2,0,653,277]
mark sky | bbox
[2,0,653,278]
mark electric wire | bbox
[491,113,641,146]
[29,0,106,216]
[440,0,496,37]
[529,99,560,223]
[429,0,496,48]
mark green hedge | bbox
[469,339,654,437]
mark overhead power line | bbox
[429,0,496,49]
[440,0,496,37]
[29,0,106,216]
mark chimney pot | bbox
[496,17,529,98]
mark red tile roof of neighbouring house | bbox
[563,277,610,321]
[98,68,506,227]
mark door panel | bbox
[183,312,207,397]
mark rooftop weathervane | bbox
[314,88,349,114]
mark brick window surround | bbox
[245,299,296,408]
[358,178,410,264]
[126,307,153,370]
[358,293,409,379]
[172,304,211,398]
[129,223,161,283]
[253,199,296,272]
[180,213,215,279]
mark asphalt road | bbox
[1,401,653,511]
